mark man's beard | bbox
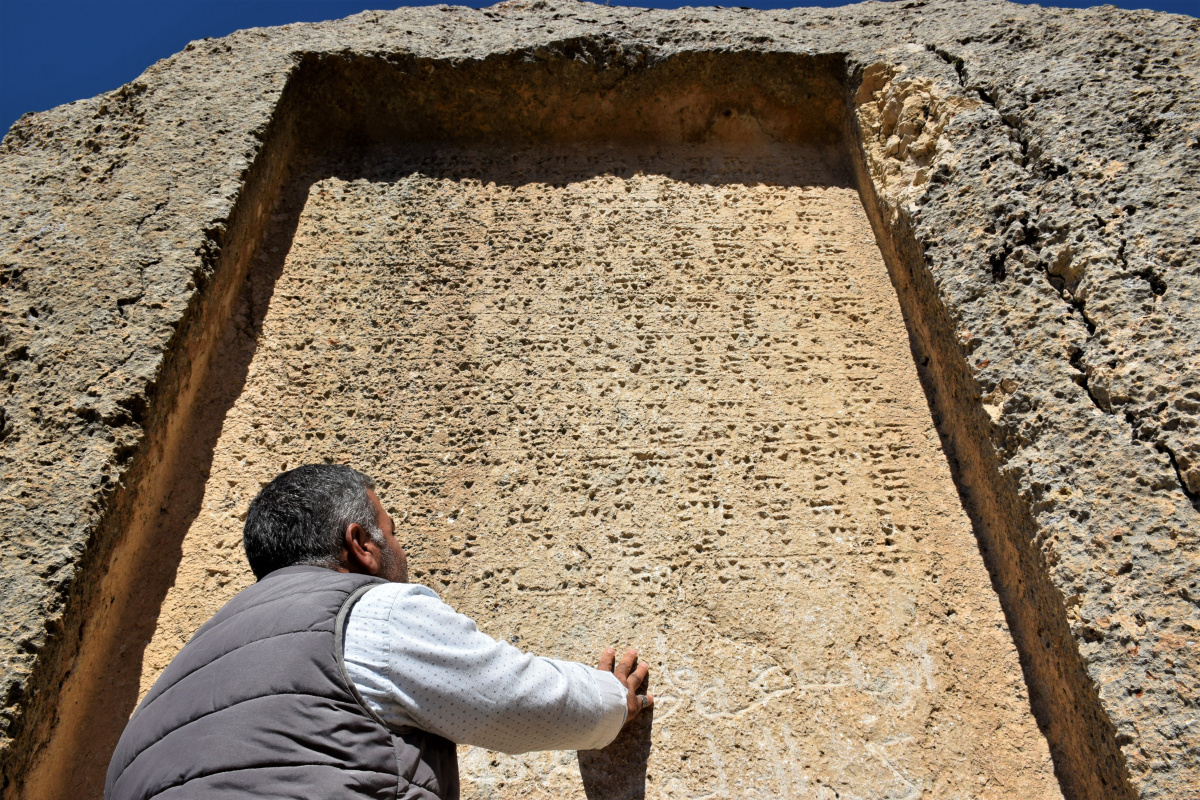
[376,535,401,582]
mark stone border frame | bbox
[1,3,1196,799]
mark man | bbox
[105,464,651,800]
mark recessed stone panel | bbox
[139,144,1060,799]
[5,6,1196,799]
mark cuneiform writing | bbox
[152,144,1061,800]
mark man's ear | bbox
[343,522,381,575]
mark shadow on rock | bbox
[578,702,653,800]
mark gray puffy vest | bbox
[105,566,460,800]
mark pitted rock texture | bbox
[136,144,1061,799]
[0,2,1197,799]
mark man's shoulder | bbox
[203,566,379,630]
[354,580,444,619]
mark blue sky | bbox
[2,0,1196,136]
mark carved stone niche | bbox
[6,7,1194,800]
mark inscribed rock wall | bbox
[140,144,1060,799]
[3,3,1197,798]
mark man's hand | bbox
[598,647,652,724]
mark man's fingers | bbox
[597,647,616,673]
[614,648,638,681]
[628,692,653,723]
[629,660,650,690]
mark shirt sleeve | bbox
[342,582,628,754]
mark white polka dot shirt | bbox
[343,582,628,754]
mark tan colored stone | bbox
[3,3,1197,799]
[139,145,1060,799]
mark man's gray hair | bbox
[243,464,382,579]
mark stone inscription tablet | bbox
[141,144,1061,800]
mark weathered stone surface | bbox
[127,143,1061,800]
[0,2,1196,799]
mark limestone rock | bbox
[1,2,1196,799]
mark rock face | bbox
[0,2,1196,799]
[136,143,1062,800]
